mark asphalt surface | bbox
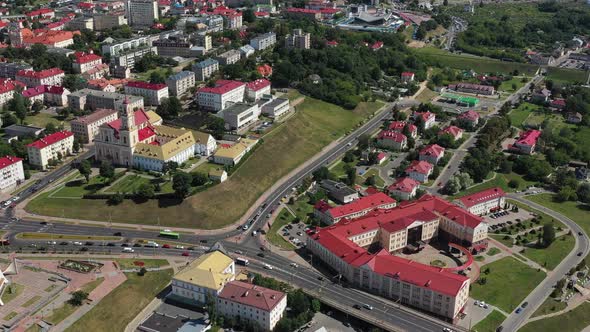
[497,194,590,332]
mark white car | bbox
[47,241,57,245]
[73,241,83,246]
[264,264,273,270]
[474,300,480,306]
[175,245,184,249]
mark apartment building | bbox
[21,85,70,107]
[27,131,74,169]
[73,52,103,74]
[153,37,193,57]
[260,97,290,118]
[0,80,24,107]
[387,177,421,201]
[307,195,487,320]
[70,108,118,143]
[68,89,144,112]
[217,281,287,331]
[101,35,152,56]
[245,78,271,101]
[284,8,321,20]
[448,83,495,96]
[111,46,157,69]
[218,103,260,130]
[285,29,310,49]
[0,156,24,192]
[511,129,541,155]
[419,144,445,165]
[127,0,159,27]
[406,160,433,183]
[93,13,128,31]
[457,110,480,127]
[196,80,245,112]
[313,192,396,224]
[192,58,219,81]
[376,130,407,151]
[0,62,33,79]
[215,49,241,65]
[388,121,417,139]
[16,68,65,87]
[454,187,506,216]
[124,81,169,106]
[250,32,276,51]
[166,71,195,96]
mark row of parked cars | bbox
[489,210,510,219]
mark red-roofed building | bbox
[326,40,338,47]
[387,177,420,200]
[550,98,566,110]
[196,80,246,111]
[245,78,271,101]
[438,125,464,141]
[73,51,103,74]
[314,192,396,224]
[414,111,436,129]
[256,64,272,78]
[307,194,487,320]
[376,130,407,151]
[216,281,287,331]
[406,160,433,182]
[401,72,415,83]
[448,82,495,96]
[254,11,270,18]
[319,7,340,19]
[27,131,74,169]
[26,8,54,20]
[389,121,417,138]
[21,85,70,106]
[284,7,321,20]
[12,28,79,48]
[0,79,25,106]
[0,156,24,192]
[511,129,541,154]
[370,41,383,50]
[16,68,64,87]
[376,152,387,164]
[77,2,95,10]
[457,110,480,127]
[207,6,242,29]
[454,187,506,215]
[419,144,445,165]
[124,81,169,106]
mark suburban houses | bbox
[406,160,434,183]
[510,129,542,155]
[387,177,421,200]
[376,130,407,150]
[419,144,445,165]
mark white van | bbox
[122,247,135,253]
[145,241,159,248]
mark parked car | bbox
[353,304,361,310]
[522,302,528,308]
[182,251,190,257]
[515,308,522,314]
[257,252,265,258]
[163,244,171,248]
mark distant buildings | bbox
[285,29,310,49]
[27,131,74,169]
[401,72,415,83]
[454,187,506,216]
[196,80,245,112]
[284,8,321,20]
[93,13,128,31]
[73,52,103,74]
[250,32,277,51]
[166,71,195,96]
[127,0,159,28]
[448,83,495,96]
[0,62,33,80]
[124,81,169,106]
[0,156,24,192]
[216,49,242,65]
[16,68,65,87]
[68,89,144,112]
[313,192,396,224]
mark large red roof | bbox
[0,79,24,94]
[325,192,395,219]
[516,129,541,146]
[126,81,167,91]
[218,280,285,312]
[17,68,64,79]
[457,187,505,208]
[458,110,479,122]
[406,160,433,175]
[419,144,444,159]
[197,80,245,95]
[22,85,66,98]
[439,125,463,138]
[286,7,319,14]
[27,131,73,149]
[106,109,150,132]
[377,130,406,143]
[246,78,270,92]
[388,177,420,193]
[74,51,102,64]
[389,121,417,134]
[0,156,22,170]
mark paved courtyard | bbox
[397,243,464,269]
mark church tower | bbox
[118,96,139,150]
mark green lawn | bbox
[27,96,384,229]
[487,247,501,256]
[509,103,541,128]
[522,234,575,270]
[452,172,535,198]
[415,88,439,103]
[499,77,526,93]
[107,175,152,193]
[357,168,385,187]
[289,198,315,223]
[414,47,538,75]
[520,302,590,332]
[472,310,506,332]
[490,234,513,247]
[24,113,66,128]
[1,283,24,305]
[65,269,173,332]
[526,194,590,236]
[191,162,222,176]
[531,297,567,318]
[22,295,41,308]
[114,259,169,270]
[50,176,110,198]
[267,209,296,250]
[470,257,545,312]
[135,67,171,82]
[81,277,104,294]
[546,67,588,84]
[46,278,104,325]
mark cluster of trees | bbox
[2,44,73,73]
[134,54,178,73]
[155,97,183,120]
[443,172,474,194]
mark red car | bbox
[162,244,170,248]
[182,251,190,256]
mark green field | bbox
[490,234,513,247]
[47,278,104,325]
[470,257,545,312]
[452,172,535,198]
[546,67,588,84]
[472,310,506,332]
[520,302,590,332]
[509,103,542,128]
[24,112,66,129]
[289,198,315,223]
[526,194,590,235]
[65,269,173,332]
[522,234,575,270]
[414,48,539,75]
[357,168,385,187]
[114,259,169,270]
[531,297,567,318]
[50,176,110,198]
[27,96,383,228]
[267,209,296,250]
[499,77,526,93]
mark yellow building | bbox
[171,250,235,305]
[212,138,258,166]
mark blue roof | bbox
[194,58,219,68]
[168,70,194,80]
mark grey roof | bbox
[194,58,219,68]
[167,71,195,81]
[222,103,257,116]
[262,97,289,109]
[320,179,357,197]
[69,88,143,103]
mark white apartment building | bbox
[124,81,169,106]
[196,80,245,112]
[16,68,65,87]
[245,78,271,101]
[0,156,25,192]
[70,108,118,143]
[250,32,276,51]
[73,52,103,74]
[215,50,241,65]
[454,187,506,216]
[27,131,74,170]
[217,281,287,331]
[166,71,195,96]
[192,58,219,81]
[285,29,310,49]
[127,0,158,27]
[0,80,21,107]
[219,103,260,130]
[261,98,290,118]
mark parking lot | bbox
[280,222,308,248]
[485,208,534,232]
[559,59,588,70]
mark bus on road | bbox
[236,257,249,266]
[159,230,180,239]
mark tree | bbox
[311,298,321,312]
[556,186,577,202]
[312,167,331,181]
[508,179,520,189]
[8,93,27,124]
[172,172,192,198]
[344,164,356,186]
[45,122,57,134]
[162,161,179,175]
[68,290,89,306]
[108,192,124,205]
[192,172,209,186]
[156,97,182,120]
[542,223,556,247]
[342,150,355,163]
[205,114,225,139]
[78,160,91,182]
[99,160,115,179]
[136,183,155,200]
[62,74,86,91]
[138,267,147,276]
[73,139,81,153]
[31,100,43,114]
[149,71,166,84]
[357,134,371,150]
[243,8,256,23]
[577,183,590,204]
